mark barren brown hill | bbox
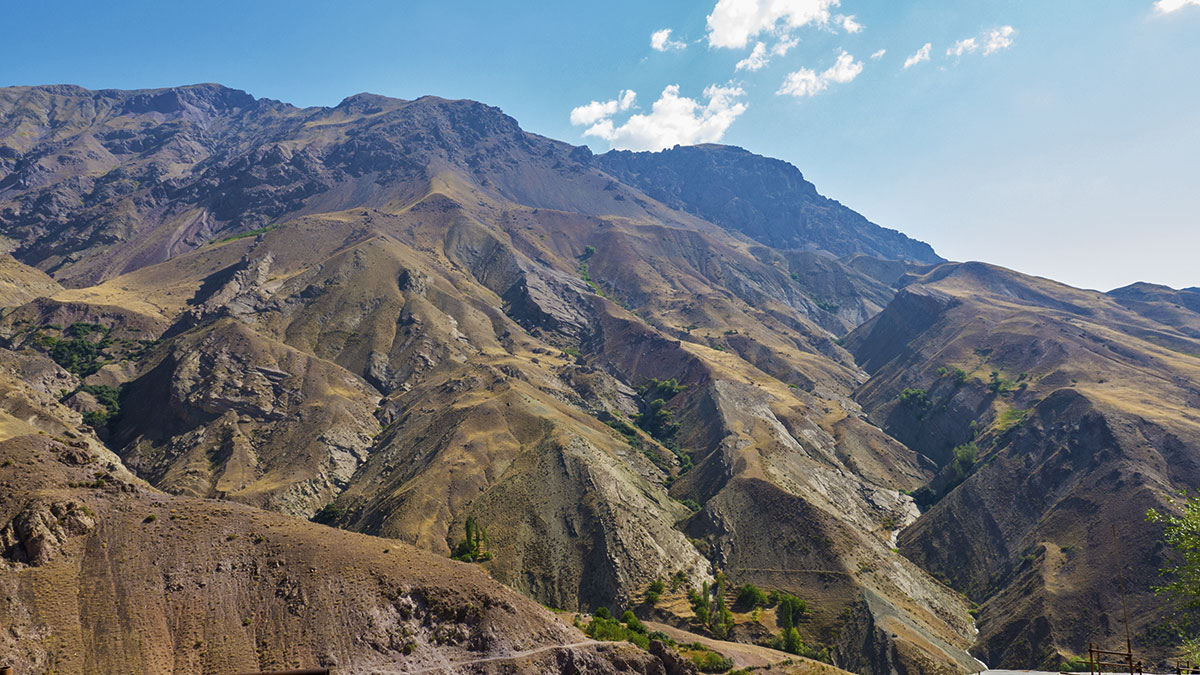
[2,84,1196,675]
[0,348,670,674]
[0,84,980,674]
[845,262,1200,669]
[0,254,61,305]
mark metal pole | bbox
[1112,524,1133,675]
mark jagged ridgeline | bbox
[1,83,1198,674]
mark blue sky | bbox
[3,0,1197,291]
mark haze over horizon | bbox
[2,0,1196,291]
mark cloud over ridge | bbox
[778,50,863,97]
[571,84,748,151]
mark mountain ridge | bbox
[1,83,1196,675]
[0,83,938,287]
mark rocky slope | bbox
[1,83,1195,675]
[845,262,1200,669]
[593,144,942,264]
[0,84,976,674]
[0,348,665,674]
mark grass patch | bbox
[214,222,280,244]
[994,407,1029,433]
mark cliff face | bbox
[593,144,943,264]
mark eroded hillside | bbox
[846,262,1200,669]
[1,83,1196,675]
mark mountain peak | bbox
[113,83,258,117]
[594,143,942,263]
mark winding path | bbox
[401,639,602,673]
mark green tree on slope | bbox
[1149,494,1200,660]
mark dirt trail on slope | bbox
[402,640,601,673]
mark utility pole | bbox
[1114,523,1134,674]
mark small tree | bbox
[778,594,808,631]
[710,574,734,638]
[646,578,666,605]
[784,627,803,655]
[452,516,492,562]
[736,583,768,609]
[691,582,711,625]
[1149,495,1200,660]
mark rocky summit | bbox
[2,84,1198,674]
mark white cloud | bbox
[706,0,842,49]
[903,43,931,69]
[777,50,863,97]
[777,69,823,97]
[947,38,978,57]
[569,90,637,127]
[651,28,687,52]
[870,48,886,59]
[571,84,748,151]
[946,26,1017,60]
[1154,0,1200,13]
[772,35,799,56]
[736,42,770,70]
[837,14,862,33]
[983,26,1016,55]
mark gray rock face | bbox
[1,500,95,566]
[594,145,943,264]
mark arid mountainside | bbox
[0,348,664,674]
[0,83,1196,674]
[846,262,1200,669]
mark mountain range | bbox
[1,83,1197,674]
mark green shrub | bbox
[937,366,969,385]
[736,583,768,609]
[585,611,650,650]
[988,371,1017,395]
[1060,656,1090,672]
[311,503,344,525]
[691,651,735,673]
[951,442,978,474]
[898,387,931,412]
[635,391,682,441]
[671,570,687,591]
[621,610,647,634]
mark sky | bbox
[2,0,1198,291]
